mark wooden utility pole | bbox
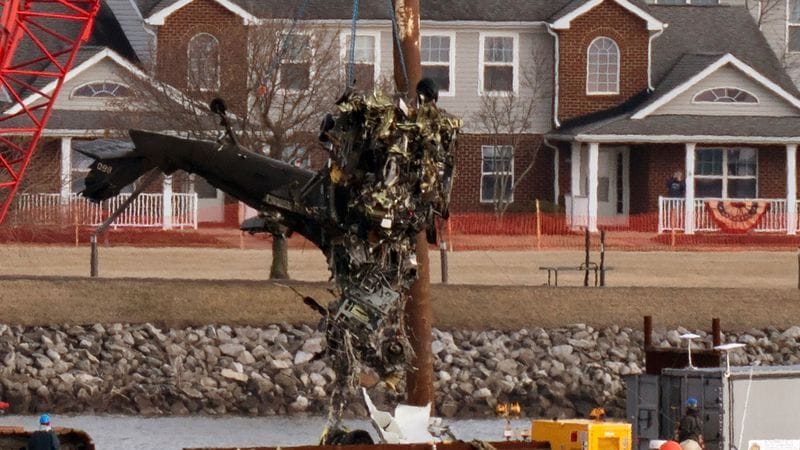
[391,0,433,408]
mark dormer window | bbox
[586,37,619,95]
[693,88,758,103]
[187,32,220,91]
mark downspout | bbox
[543,137,560,204]
[647,24,666,91]
[546,24,560,127]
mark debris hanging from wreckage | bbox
[319,87,461,424]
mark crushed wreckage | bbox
[77,81,462,425]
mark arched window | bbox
[72,81,132,98]
[586,37,620,94]
[693,87,758,103]
[187,32,220,91]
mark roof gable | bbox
[632,54,800,119]
[647,65,800,117]
[146,0,258,25]
[550,0,664,31]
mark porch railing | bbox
[10,193,198,229]
[658,196,800,234]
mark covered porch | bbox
[553,137,799,235]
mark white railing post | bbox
[60,137,72,203]
[658,196,664,233]
[684,143,696,235]
[787,144,797,235]
[588,142,599,233]
[162,176,173,230]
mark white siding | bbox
[350,24,554,134]
[53,59,133,111]
[415,27,554,133]
[651,64,800,116]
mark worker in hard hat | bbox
[677,398,703,450]
[27,413,60,450]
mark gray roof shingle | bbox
[145,0,575,22]
[649,5,799,96]
[553,115,800,140]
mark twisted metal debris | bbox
[76,83,461,429]
[320,89,460,424]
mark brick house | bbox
[6,0,800,234]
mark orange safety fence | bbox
[2,205,800,251]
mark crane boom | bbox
[0,0,99,222]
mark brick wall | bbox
[758,145,786,199]
[155,0,249,112]
[451,134,554,213]
[630,144,683,214]
[557,0,650,122]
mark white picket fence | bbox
[658,196,800,233]
[11,193,198,229]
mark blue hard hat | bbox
[687,397,698,408]
[39,414,50,425]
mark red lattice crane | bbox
[0,0,99,223]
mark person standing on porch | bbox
[667,171,686,198]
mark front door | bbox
[597,146,629,226]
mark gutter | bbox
[546,24,561,128]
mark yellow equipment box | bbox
[531,419,632,450]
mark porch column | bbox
[570,141,581,196]
[553,147,560,204]
[787,144,797,235]
[588,142,599,232]
[59,137,72,202]
[684,143,696,235]
[162,175,173,230]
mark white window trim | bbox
[694,147,759,199]
[787,0,800,54]
[70,80,133,99]
[338,30,381,88]
[479,145,515,203]
[691,86,760,104]
[187,32,221,92]
[278,30,315,93]
[586,36,620,96]
[420,31,456,97]
[478,32,519,96]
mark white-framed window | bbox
[480,145,514,203]
[421,33,455,96]
[479,33,517,95]
[341,32,380,92]
[694,147,758,198]
[693,87,758,103]
[72,81,133,98]
[789,0,800,52]
[586,36,620,95]
[279,33,312,91]
[187,32,220,91]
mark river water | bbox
[0,415,529,450]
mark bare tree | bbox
[471,41,551,217]
[117,20,343,279]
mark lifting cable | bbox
[347,0,360,88]
[386,0,409,93]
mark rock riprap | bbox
[0,323,796,418]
